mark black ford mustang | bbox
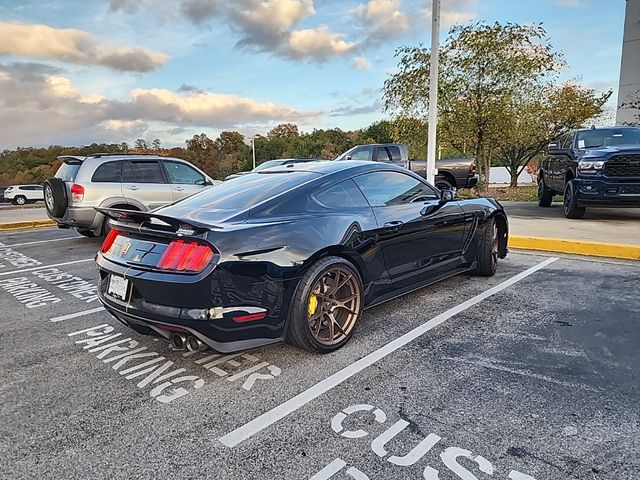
[96,161,508,354]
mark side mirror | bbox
[345,155,352,160]
[440,189,455,202]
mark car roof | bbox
[576,126,640,132]
[258,160,401,175]
[57,154,185,162]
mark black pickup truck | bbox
[539,127,640,218]
[335,144,478,190]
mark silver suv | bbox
[45,154,219,237]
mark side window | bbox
[561,133,574,150]
[122,161,165,184]
[350,148,372,161]
[164,162,205,185]
[92,161,122,182]
[35,186,43,191]
[386,146,402,162]
[373,147,391,162]
[313,179,369,208]
[353,171,439,207]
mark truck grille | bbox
[621,185,640,195]
[605,155,640,177]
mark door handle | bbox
[127,185,139,191]
[175,186,184,191]
[383,221,404,230]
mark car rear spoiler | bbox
[95,208,215,235]
[57,155,86,164]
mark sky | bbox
[0,0,627,149]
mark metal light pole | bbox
[426,0,440,185]
[252,137,256,170]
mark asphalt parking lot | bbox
[1,228,639,479]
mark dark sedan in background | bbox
[96,161,508,354]
[225,158,324,180]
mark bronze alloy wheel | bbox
[307,267,361,346]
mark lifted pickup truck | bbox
[539,127,640,218]
[335,143,478,190]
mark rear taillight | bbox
[71,183,84,202]
[101,229,121,253]
[156,240,214,272]
[469,163,476,176]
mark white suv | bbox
[44,154,219,237]
[4,185,44,205]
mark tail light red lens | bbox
[101,229,121,253]
[70,183,84,202]
[157,240,214,272]
[469,163,476,175]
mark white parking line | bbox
[50,307,105,323]
[219,257,560,448]
[1,236,80,247]
[0,258,93,276]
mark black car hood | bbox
[579,145,640,159]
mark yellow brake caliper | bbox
[308,293,318,317]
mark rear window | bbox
[55,162,81,182]
[164,171,320,211]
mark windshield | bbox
[253,160,287,172]
[576,128,640,149]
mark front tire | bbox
[14,196,26,206]
[537,178,553,207]
[471,218,499,277]
[563,180,586,219]
[286,256,363,353]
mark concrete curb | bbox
[509,235,640,261]
[0,220,56,231]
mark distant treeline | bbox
[0,120,441,185]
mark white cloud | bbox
[354,0,410,46]
[557,0,580,6]
[353,56,372,71]
[0,22,167,72]
[285,27,356,60]
[0,62,322,148]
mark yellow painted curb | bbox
[509,235,640,261]
[0,220,57,231]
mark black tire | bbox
[44,178,67,218]
[471,218,499,277]
[76,228,97,238]
[435,178,455,191]
[537,178,553,207]
[13,196,27,206]
[563,180,586,219]
[286,256,363,353]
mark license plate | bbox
[107,274,129,300]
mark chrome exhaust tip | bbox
[170,333,187,350]
[186,335,207,352]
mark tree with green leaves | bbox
[494,83,611,187]
[384,22,563,187]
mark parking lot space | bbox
[1,228,638,479]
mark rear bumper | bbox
[48,206,102,231]
[575,178,640,207]
[464,175,479,188]
[95,254,298,353]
